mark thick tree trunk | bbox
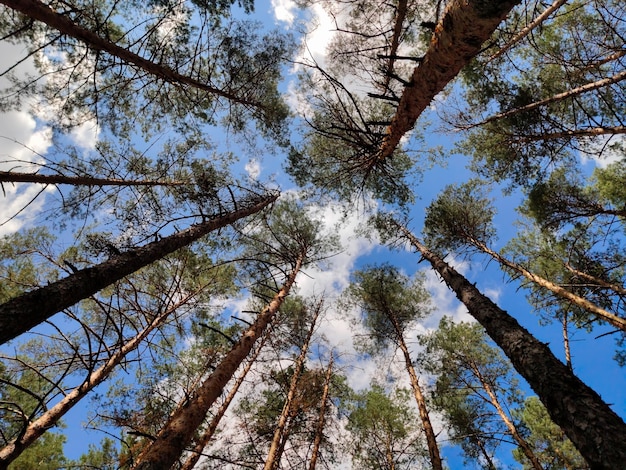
[0,171,184,187]
[264,300,322,470]
[378,0,521,160]
[179,329,271,470]
[132,253,304,470]
[0,192,278,345]
[0,0,258,107]
[308,353,333,470]
[0,290,200,468]
[469,363,544,470]
[470,238,626,332]
[392,321,443,470]
[392,219,626,469]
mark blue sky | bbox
[0,1,624,468]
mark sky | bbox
[0,0,624,468]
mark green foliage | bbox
[423,180,496,254]
[346,385,425,469]
[9,432,67,470]
[71,438,120,469]
[344,263,431,355]
[512,397,588,470]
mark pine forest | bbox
[0,0,624,468]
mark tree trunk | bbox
[391,319,443,470]
[0,171,184,187]
[469,363,544,470]
[488,0,568,61]
[380,0,409,93]
[470,238,626,332]
[512,125,626,142]
[563,262,626,296]
[308,353,333,470]
[132,253,304,470]
[179,328,272,470]
[392,219,626,469]
[562,313,573,371]
[264,300,323,470]
[378,0,521,160]
[0,0,258,108]
[0,192,278,345]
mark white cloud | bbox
[271,0,297,25]
[244,158,261,180]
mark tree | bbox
[344,264,442,470]
[346,384,425,469]
[421,317,543,470]
[376,215,626,469]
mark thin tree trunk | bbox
[378,0,521,160]
[0,171,185,187]
[308,353,333,470]
[179,327,272,470]
[264,300,323,470]
[562,312,573,371]
[380,0,409,93]
[469,363,544,470]
[391,319,443,470]
[0,0,259,108]
[392,219,626,469]
[488,0,568,61]
[563,262,626,296]
[465,70,626,130]
[0,289,201,468]
[510,125,626,142]
[470,237,626,332]
[0,192,278,345]
[132,253,305,470]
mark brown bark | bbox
[380,0,409,93]
[510,125,626,141]
[179,328,271,470]
[264,300,322,470]
[465,70,626,130]
[0,290,201,467]
[392,219,626,469]
[469,238,626,332]
[0,192,278,345]
[378,0,521,160]
[488,0,568,61]
[308,353,333,470]
[132,253,304,470]
[563,262,626,297]
[0,171,184,187]
[0,0,259,108]
[391,319,443,470]
[469,363,544,470]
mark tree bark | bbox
[0,289,202,468]
[510,125,626,142]
[308,353,333,470]
[132,253,304,470]
[0,0,259,108]
[391,318,443,470]
[0,192,278,345]
[179,327,271,470]
[378,0,521,160]
[391,219,626,469]
[469,237,626,332]
[264,300,322,470]
[0,171,184,187]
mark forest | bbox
[0,0,624,468]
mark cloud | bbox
[271,0,297,25]
[244,158,261,180]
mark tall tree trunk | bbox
[390,317,443,470]
[391,218,626,469]
[0,171,185,187]
[488,0,568,61]
[0,0,259,108]
[132,253,305,470]
[563,262,626,296]
[308,353,333,470]
[0,289,202,468]
[264,300,323,470]
[470,238,626,331]
[0,192,278,345]
[380,0,409,93]
[469,363,544,470]
[378,0,521,160]
[512,125,626,142]
[179,328,272,470]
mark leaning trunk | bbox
[308,354,334,470]
[0,192,278,345]
[394,220,626,469]
[132,253,304,470]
